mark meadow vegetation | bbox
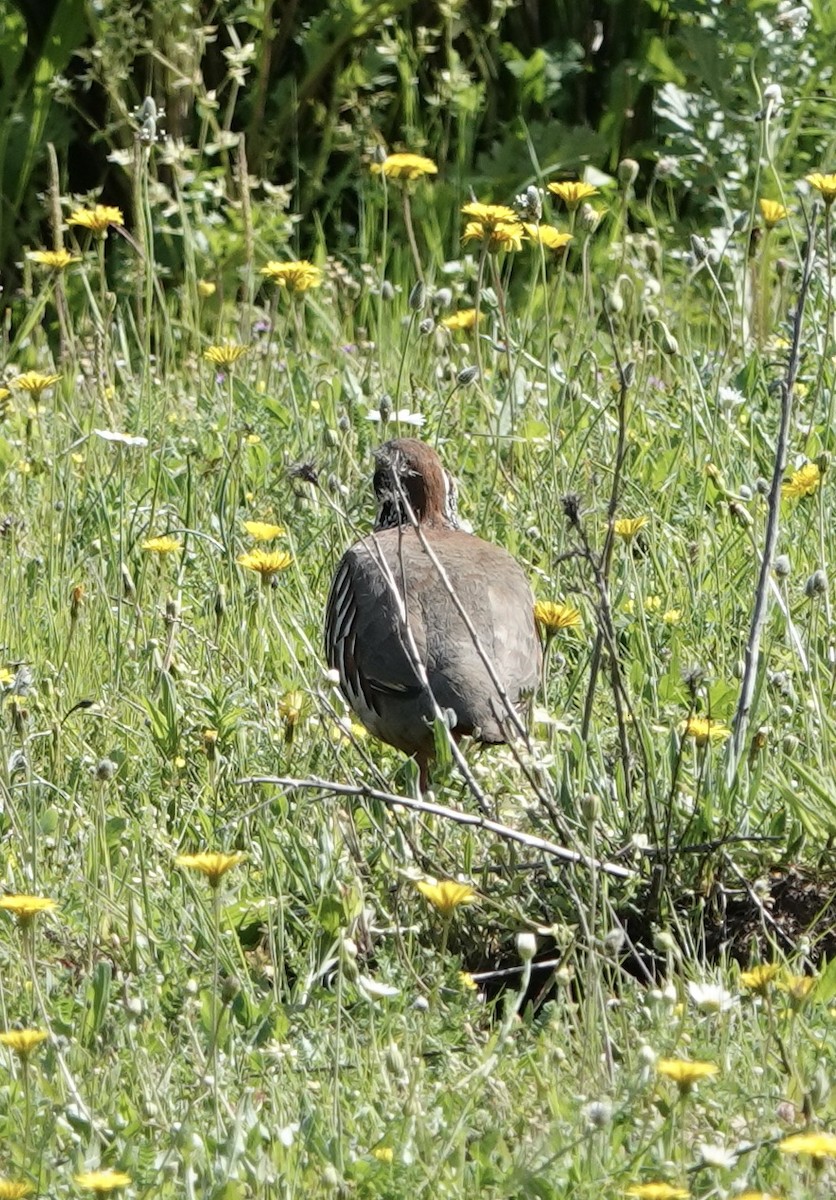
[1,1,836,1197]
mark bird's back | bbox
[326,524,540,758]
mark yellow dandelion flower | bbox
[9,371,61,402]
[279,689,305,726]
[441,308,479,332]
[524,224,573,251]
[759,199,788,229]
[0,1181,34,1199]
[779,1131,836,1159]
[662,609,682,624]
[416,879,477,918]
[534,600,582,634]
[679,716,731,747]
[0,667,14,687]
[625,1186,690,1200]
[203,343,249,367]
[175,851,246,888]
[736,1193,782,1200]
[196,279,216,297]
[0,894,57,924]
[805,172,836,204]
[460,201,520,227]
[141,536,180,555]
[548,180,599,208]
[459,970,478,991]
[781,973,816,1002]
[613,515,648,542]
[0,1029,48,1059]
[27,249,81,270]
[259,260,323,291]
[329,718,368,746]
[781,461,821,499]
[371,152,438,181]
[237,548,293,581]
[73,1170,132,1192]
[462,220,525,252]
[202,729,218,758]
[739,963,782,993]
[243,520,285,541]
[371,1147,394,1164]
[67,205,124,236]
[656,1058,719,1089]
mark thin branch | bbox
[726,207,817,783]
[233,775,634,879]
[580,308,632,742]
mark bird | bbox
[325,438,541,789]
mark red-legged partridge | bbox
[325,438,541,787]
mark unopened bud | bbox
[578,203,601,233]
[214,585,226,621]
[728,500,753,528]
[618,158,639,188]
[690,234,709,262]
[95,757,118,782]
[763,82,784,108]
[805,569,827,599]
[408,280,425,312]
[418,316,435,335]
[580,792,600,825]
[121,562,136,601]
[221,974,241,1006]
[658,321,679,356]
[605,288,624,315]
[774,555,791,579]
[516,932,537,961]
[456,365,479,387]
[70,584,84,621]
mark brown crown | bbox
[373,438,458,530]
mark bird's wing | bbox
[325,538,428,719]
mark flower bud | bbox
[728,500,753,528]
[774,555,791,579]
[580,792,600,825]
[214,584,226,621]
[658,321,679,356]
[418,316,435,335]
[516,932,537,961]
[690,234,709,262]
[408,280,425,312]
[805,569,827,598]
[95,757,118,782]
[456,365,479,387]
[578,203,601,233]
[618,158,639,188]
[70,584,84,621]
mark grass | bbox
[0,133,836,1200]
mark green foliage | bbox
[1,8,836,1199]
